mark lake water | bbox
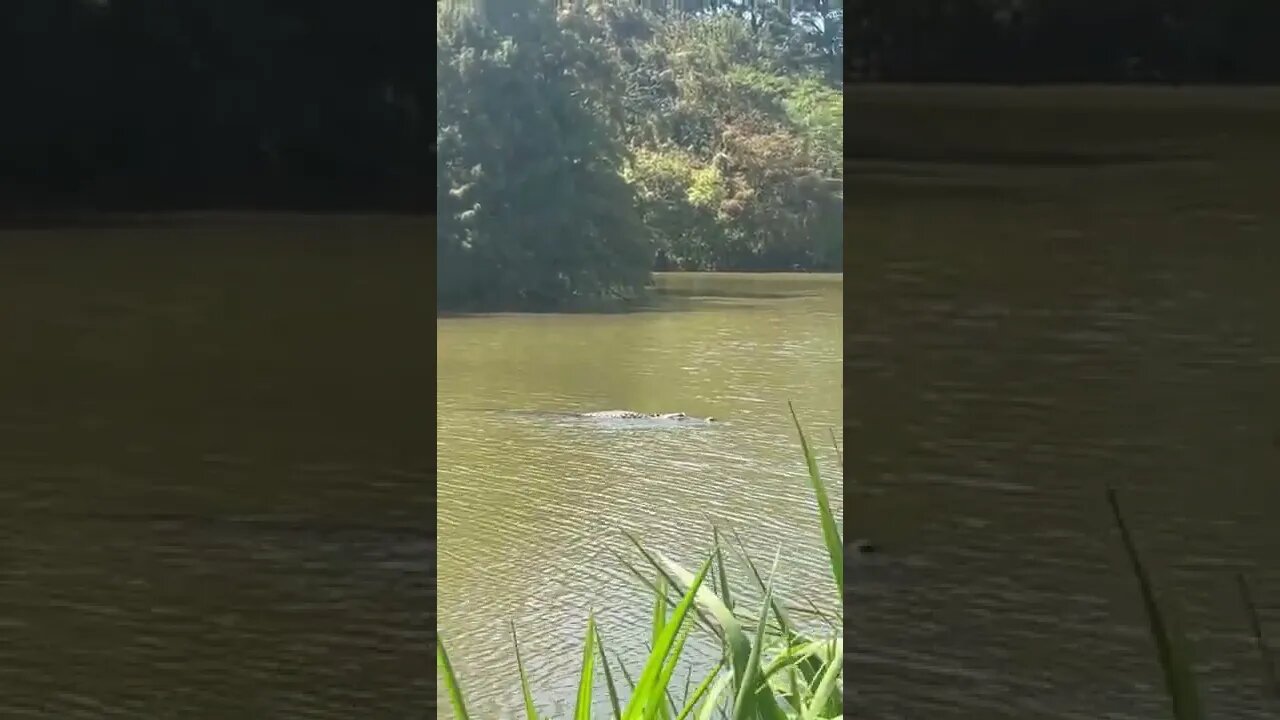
[0,216,431,718]
[11,85,1279,719]
[848,86,1280,718]
[436,272,843,717]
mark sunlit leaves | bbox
[437,2,843,308]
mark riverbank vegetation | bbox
[847,0,1280,83]
[437,0,843,311]
[437,405,844,718]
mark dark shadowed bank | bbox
[0,1,434,223]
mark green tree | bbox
[599,6,843,271]
[437,3,651,310]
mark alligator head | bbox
[656,412,716,423]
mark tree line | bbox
[847,0,1280,83]
[437,0,844,310]
[4,0,842,311]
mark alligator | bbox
[455,408,719,425]
[577,410,717,423]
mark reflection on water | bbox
[0,219,431,718]
[436,272,842,717]
[848,87,1280,719]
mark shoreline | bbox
[848,82,1280,109]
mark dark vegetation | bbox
[0,1,434,218]
[847,0,1280,83]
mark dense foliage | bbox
[437,1,844,310]
[436,5,650,310]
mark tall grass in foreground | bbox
[1109,488,1280,719]
[437,404,844,719]
[1107,487,1203,720]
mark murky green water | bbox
[848,86,1280,719]
[436,272,843,717]
[0,216,431,718]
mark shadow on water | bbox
[438,280,825,317]
[847,86,1280,720]
[653,286,821,300]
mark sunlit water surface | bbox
[437,272,843,717]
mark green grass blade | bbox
[726,527,834,699]
[757,639,806,713]
[679,668,693,718]
[618,539,719,637]
[693,672,734,720]
[799,594,840,632]
[614,651,638,694]
[1107,488,1203,720]
[728,527,799,638]
[639,546,752,694]
[623,554,714,720]
[650,571,674,720]
[675,661,724,720]
[638,640,675,717]
[1237,573,1280,702]
[575,613,598,720]
[437,636,471,720]
[828,428,842,467]
[732,549,786,720]
[788,402,843,601]
[713,527,735,613]
[510,622,539,720]
[653,573,669,647]
[759,636,828,707]
[787,665,802,713]
[596,626,625,720]
[800,638,843,719]
[760,637,834,679]
[653,623,694,719]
